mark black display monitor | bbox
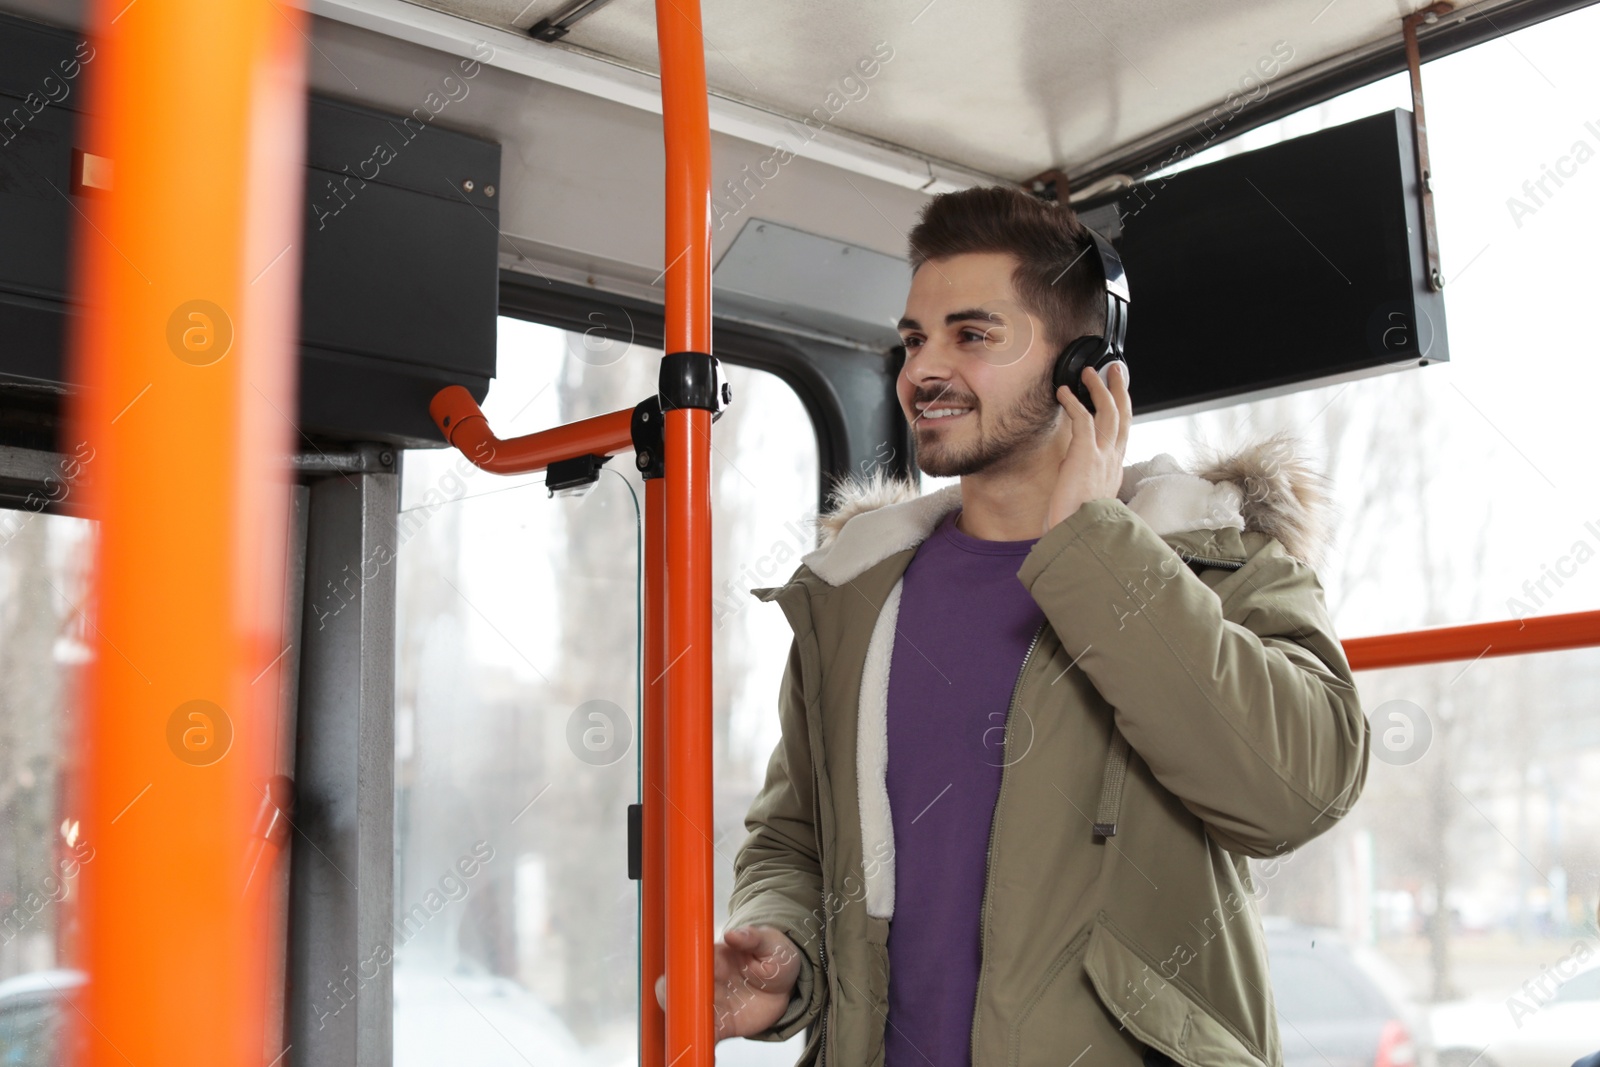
[1076,108,1447,417]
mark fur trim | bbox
[817,466,924,544]
[808,431,1334,582]
[1192,429,1337,572]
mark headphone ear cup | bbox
[1054,337,1105,413]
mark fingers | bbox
[1102,361,1132,453]
[1079,364,1126,449]
[718,927,752,985]
[718,927,769,987]
[717,927,801,1040]
[737,925,795,986]
[1055,383,1089,429]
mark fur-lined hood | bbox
[799,429,1335,586]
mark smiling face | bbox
[896,251,1063,479]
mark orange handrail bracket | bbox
[656,0,715,1064]
[1344,608,1600,671]
[430,384,634,474]
[63,0,307,1065]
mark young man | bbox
[700,186,1369,1066]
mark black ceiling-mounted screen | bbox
[1077,108,1447,417]
[0,11,500,449]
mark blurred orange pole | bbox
[64,1,306,1065]
[656,0,714,1063]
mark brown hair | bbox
[906,185,1105,353]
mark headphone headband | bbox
[1081,226,1129,361]
[1051,222,1131,409]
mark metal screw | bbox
[380,450,394,466]
[636,451,650,469]
[485,185,496,197]
[463,179,475,192]
[642,411,650,421]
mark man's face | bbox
[896,251,1061,478]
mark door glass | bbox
[394,317,819,1065]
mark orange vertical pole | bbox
[641,477,668,1067]
[655,0,715,1065]
[656,1,714,357]
[65,1,306,1065]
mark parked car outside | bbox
[1430,957,1600,1067]
[1265,919,1435,1067]
[0,969,86,1067]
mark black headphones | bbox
[1050,225,1130,415]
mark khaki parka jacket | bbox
[726,432,1370,1067]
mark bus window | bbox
[1256,647,1600,1066]
[0,509,92,1046]
[1122,3,1600,636]
[393,318,818,1066]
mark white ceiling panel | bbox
[394,0,1521,179]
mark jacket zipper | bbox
[818,921,828,1067]
[1180,552,1244,571]
[813,760,829,1067]
[970,618,1047,1066]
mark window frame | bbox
[495,271,912,517]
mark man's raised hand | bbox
[1046,360,1131,534]
[653,924,805,1041]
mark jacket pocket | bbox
[1014,925,1092,1030]
[1006,926,1142,1067]
[1081,915,1268,1067]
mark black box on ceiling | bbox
[0,11,499,449]
[298,96,499,445]
[1076,108,1447,416]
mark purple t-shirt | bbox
[883,507,1047,1067]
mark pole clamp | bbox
[658,351,731,418]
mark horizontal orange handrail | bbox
[1344,608,1600,671]
[430,384,633,475]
